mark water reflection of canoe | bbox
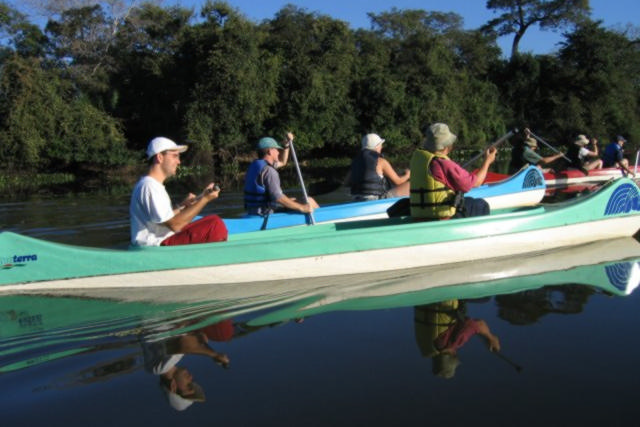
[2,237,639,345]
[1,178,640,292]
[261,238,640,324]
[224,166,545,234]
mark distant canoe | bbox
[485,166,634,190]
[225,165,546,234]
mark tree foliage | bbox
[182,1,279,177]
[0,0,639,186]
[262,5,358,152]
[0,55,128,171]
[483,0,590,59]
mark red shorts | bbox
[161,215,228,246]
[201,319,234,342]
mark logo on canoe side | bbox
[604,183,640,215]
[522,168,544,189]
[1,254,38,270]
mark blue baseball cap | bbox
[256,137,283,150]
[617,135,627,142]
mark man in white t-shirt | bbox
[129,137,228,246]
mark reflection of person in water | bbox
[142,328,230,411]
[414,300,500,378]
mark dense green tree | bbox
[0,55,128,171]
[490,20,640,148]
[551,21,640,143]
[364,9,505,152]
[108,2,194,148]
[483,0,590,59]
[181,1,279,178]
[351,27,408,150]
[262,5,358,153]
[45,4,115,94]
[1,1,640,187]
[490,53,544,127]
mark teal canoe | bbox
[1,178,639,292]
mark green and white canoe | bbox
[1,178,640,292]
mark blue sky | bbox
[170,0,638,56]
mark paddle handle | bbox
[462,128,518,168]
[494,351,523,373]
[288,139,316,225]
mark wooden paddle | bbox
[462,128,519,169]
[288,137,316,225]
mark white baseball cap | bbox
[361,133,385,150]
[165,382,205,411]
[146,137,188,159]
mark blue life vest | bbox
[244,159,270,211]
[602,142,622,168]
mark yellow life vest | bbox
[409,149,457,219]
[414,300,460,358]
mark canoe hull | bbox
[1,178,639,292]
[5,215,637,292]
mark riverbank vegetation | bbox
[1,0,639,194]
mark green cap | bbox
[257,137,283,150]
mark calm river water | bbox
[1,185,640,426]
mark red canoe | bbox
[484,167,633,189]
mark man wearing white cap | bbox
[410,123,496,219]
[347,133,411,201]
[129,136,227,246]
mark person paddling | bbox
[409,123,496,220]
[243,132,319,216]
[510,129,565,174]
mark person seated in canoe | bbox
[603,134,635,176]
[414,300,501,379]
[142,330,230,411]
[509,130,565,174]
[566,134,603,171]
[129,137,228,246]
[409,122,496,219]
[346,133,410,201]
[244,132,319,216]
